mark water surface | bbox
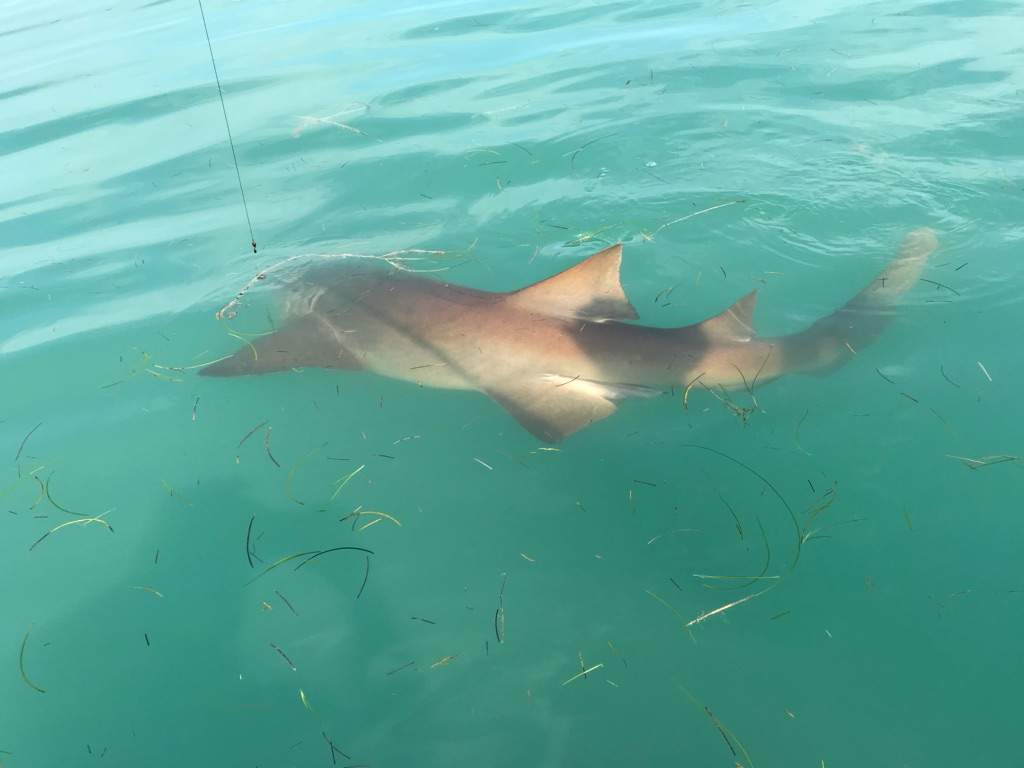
[2,1,1023,765]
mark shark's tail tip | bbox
[874,226,938,296]
[901,227,939,257]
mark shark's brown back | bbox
[200,230,937,441]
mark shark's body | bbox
[202,228,938,441]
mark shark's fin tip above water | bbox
[506,243,638,321]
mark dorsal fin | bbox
[505,244,638,321]
[698,289,758,341]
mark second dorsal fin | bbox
[505,244,638,321]
[697,289,759,341]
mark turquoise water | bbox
[3,0,1022,765]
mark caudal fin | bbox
[780,227,938,374]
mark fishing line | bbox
[198,0,258,254]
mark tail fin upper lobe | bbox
[780,227,938,375]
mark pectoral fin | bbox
[199,315,363,377]
[487,376,657,442]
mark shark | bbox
[200,228,938,442]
